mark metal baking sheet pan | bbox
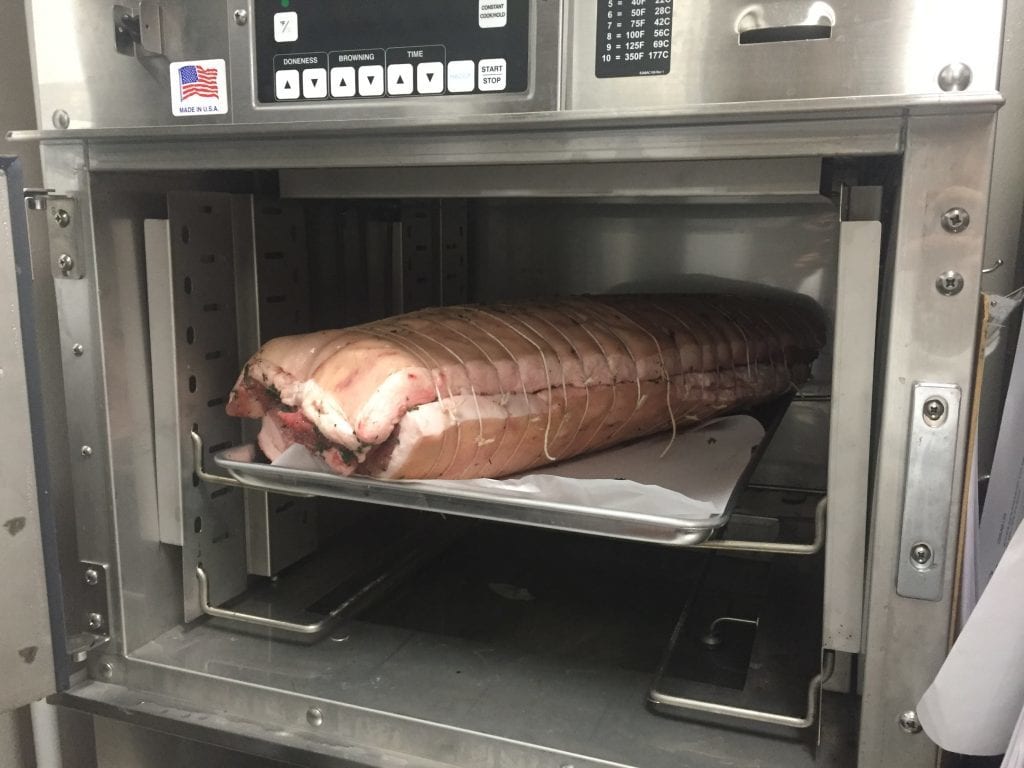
[214,399,791,547]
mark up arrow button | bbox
[387,63,414,95]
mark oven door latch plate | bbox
[896,383,963,601]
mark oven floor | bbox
[131,523,857,767]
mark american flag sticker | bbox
[169,59,228,116]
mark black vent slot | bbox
[739,24,832,44]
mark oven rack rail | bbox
[191,424,829,732]
[191,427,827,637]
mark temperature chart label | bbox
[595,0,673,78]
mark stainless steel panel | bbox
[22,0,559,131]
[146,193,248,620]
[280,158,826,200]
[823,220,881,653]
[895,383,963,601]
[42,143,124,658]
[94,716,292,768]
[26,0,231,131]
[85,172,209,655]
[100,542,855,768]
[472,199,837,371]
[22,0,1004,132]
[144,219,183,546]
[232,196,317,577]
[0,163,56,710]
[566,0,1004,111]
[66,116,908,174]
[859,114,994,768]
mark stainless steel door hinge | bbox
[114,2,164,57]
[26,193,85,280]
[66,561,111,663]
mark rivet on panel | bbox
[81,445,94,457]
[72,343,84,357]
[937,63,972,92]
[306,707,324,727]
[898,709,922,734]
[98,662,114,680]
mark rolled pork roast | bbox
[226,294,826,480]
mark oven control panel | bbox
[253,0,529,104]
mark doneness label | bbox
[595,0,673,78]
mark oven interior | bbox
[79,155,894,766]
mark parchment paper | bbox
[272,415,766,522]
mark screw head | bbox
[98,662,114,680]
[58,254,74,274]
[937,63,973,92]
[72,343,84,357]
[81,445,93,457]
[923,397,946,423]
[941,207,970,233]
[233,8,248,25]
[53,208,71,228]
[898,709,923,734]
[52,109,70,130]
[87,612,103,630]
[910,543,933,567]
[936,271,964,296]
[306,707,324,727]
[84,568,99,586]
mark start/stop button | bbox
[478,58,506,91]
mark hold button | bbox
[477,58,506,92]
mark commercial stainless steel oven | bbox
[0,0,1007,765]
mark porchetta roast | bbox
[227,294,825,480]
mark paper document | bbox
[917,516,1024,755]
[977,297,1024,594]
[1002,703,1024,768]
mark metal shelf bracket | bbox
[650,650,835,729]
[695,496,826,555]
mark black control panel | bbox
[595,0,674,78]
[254,0,529,103]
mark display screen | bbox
[595,0,674,78]
[253,0,530,103]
